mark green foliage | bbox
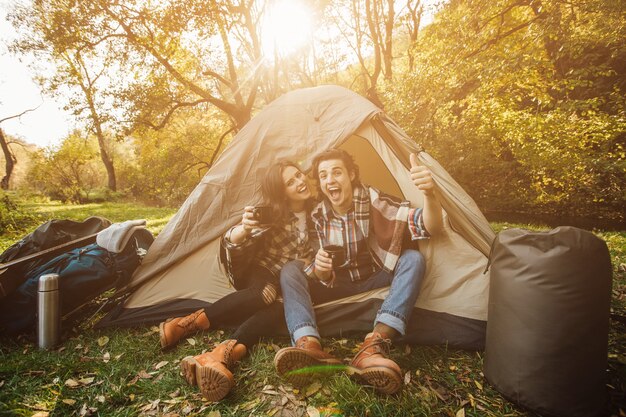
[125,107,233,205]
[27,133,107,203]
[387,0,626,220]
[0,192,39,236]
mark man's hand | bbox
[313,248,333,282]
[410,153,435,196]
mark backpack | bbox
[0,217,111,298]
[0,229,153,335]
[483,226,612,417]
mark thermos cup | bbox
[37,273,60,349]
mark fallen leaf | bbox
[169,388,181,398]
[186,338,196,346]
[62,399,76,405]
[65,379,80,388]
[306,406,320,417]
[138,370,153,379]
[32,412,49,417]
[97,395,105,403]
[103,352,110,363]
[474,380,483,390]
[305,382,322,397]
[207,411,221,417]
[129,394,135,401]
[404,371,411,385]
[97,336,109,347]
[154,361,169,370]
[456,408,465,417]
[78,377,95,385]
[115,353,124,360]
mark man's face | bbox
[317,158,355,214]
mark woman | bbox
[158,160,315,401]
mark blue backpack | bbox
[0,234,151,335]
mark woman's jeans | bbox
[279,249,426,343]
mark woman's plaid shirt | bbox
[228,212,314,279]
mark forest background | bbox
[0,0,624,227]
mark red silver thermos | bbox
[37,273,60,349]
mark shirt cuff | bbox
[408,208,430,240]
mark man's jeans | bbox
[280,249,426,343]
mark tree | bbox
[28,132,106,202]
[388,0,626,219]
[0,107,38,190]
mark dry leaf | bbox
[455,408,465,417]
[474,380,483,390]
[103,352,110,363]
[62,399,76,405]
[97,395,105,403]
[186,338,196,346]
[169,388,181,398]
[32,412,49,417]
[207,411,221,417]
[138,370,153,379]
[65,379,80,388]
[404,371,411,385]
[78,377,95,385]
[154,361,169,370]
[97,336,109,347]
[115,353,124,360]
[129,394,135,401]
[304,382,322,397]
[306,406,321,417]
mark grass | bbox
[0,199,624,417]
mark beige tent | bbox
[99,85,494,349]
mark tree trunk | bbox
[0,128,16,190]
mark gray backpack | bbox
[484,226,612,417]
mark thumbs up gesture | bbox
[410,153,435,196]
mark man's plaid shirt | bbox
[305,185,429,283]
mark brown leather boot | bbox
[180,339,247,402]
[159,309,210,351]
[348,332,403,394]
[274,336,343,386]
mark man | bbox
[273,148,443,394]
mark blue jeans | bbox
[279,249,426,344]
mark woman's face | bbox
[281,165,311,204]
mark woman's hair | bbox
[310,148,361,187]
[262,160,312,221]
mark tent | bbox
[99,85,494,350]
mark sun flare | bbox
[260,0,313,57]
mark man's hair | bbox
[311,148,361,186]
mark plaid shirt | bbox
[227,211,314,279]
[305,185,429,283]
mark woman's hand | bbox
[241,206,260,234]
[227,206,260,244]
[313,248,333,282]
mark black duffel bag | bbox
[484,226,612,417]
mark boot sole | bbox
[196,364,233,402]
[180,356,198,386]
[348,365,403,395]
[274,348,343,387]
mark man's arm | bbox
[410,153,444,236]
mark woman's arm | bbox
[228,206,260,244]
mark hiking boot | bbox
[159,309,210,351]
[348,332,403,394]
[274,336,342,386]
[180,339,247,402]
